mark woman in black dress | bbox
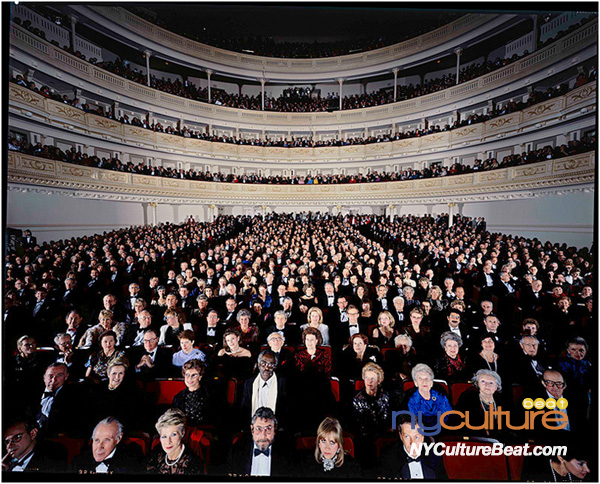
[147,408,204,475]
[302,417,360,478]
[172,359,212,427]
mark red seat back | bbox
[355,380,365,392]
[443,442,509,480]
[451,382,474,407]
[330,378,340,402]
[226,378,238,407]
[146,379,186,405]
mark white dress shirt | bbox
[250,444,272,476]
[403,446,424,479]
[95,447,117,473]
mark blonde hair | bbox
[377,310,395,328]
[155,408,186,436]
[307,306,324,325]
[314,417,345,467]
[362,362,385,384]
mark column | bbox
[208,204,216,222]
[337,78,344,110]
[392,68,399,102]
[531,14,539,51]
[260,78,266,111]
[388,204,395,222]
[26,69,35,82]
[68,15,78,51]
[236,126,240,138]
[149,202,158,225]
[144,50,152,87]
[206,69,212,103]
[447,202,456,226]
[454,48,463,85]
[261,205,267,218]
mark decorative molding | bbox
[8,81,596,164]
[10,20,597,128]
[7,152,594,206]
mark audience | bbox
[3,207,594,477]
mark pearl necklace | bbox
[550,459,572,482]
[165,444,185,467]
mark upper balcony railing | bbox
[8,81,596,164]
[82,6,499,76]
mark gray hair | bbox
[267,332,285,344]
[392,296,405,304]
[394,333,412,348]
[237,309,251,321]
[472,369,502,392]
[440,331,463,349]
[251,406,278,428]
[520,334,539,344]
[411,363,434,382]
[92,416,124,440]
[54,333,71,346]
[273,310,287,320]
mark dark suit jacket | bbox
[240,375,288,428]
[378,441,447,479]
[130,346,173,381]
[225,437,291,477]
[35,383,83,437]
[71,443,144,474]
[8,441,66,473]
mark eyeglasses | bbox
[253,425,274,434]
[143,338,158,343]
[4,433,24,446]
[543,380,565,389]
[259,361,275,369]
[348,312,360,316]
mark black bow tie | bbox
[407,456,421,463]
[43,391,55,398]
[254,447,270,457]
[349,324,358,328]
[98,457,113,468]
[145,351,155,357]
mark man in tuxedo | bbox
[391,296,407,327]
[2,416,65,472]
[520,279,546,318]
[35,363,79,437]
[196,310,224,348]
[241,350,288,428]
[331,305,366,350]
[131,329,172,381]
[264,311,299,347]
[59,277,83,311]
[436,309,471,353]
[30,288,56,345]
[221,297,238,326]
[374,284,391,313]
[320,282,337,311]
[53,333,87,381]
[226,407,290,477]
[508,335,547,388]
[126,310,155,347]
[122,283,142,318]
[475,261,496,300]
[71,417,142,474]
[378,415,447,479]
[21,229,37,249]
[62,309,86,349]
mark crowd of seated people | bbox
[2,211,595,476]
[14,10,585,115]
[8,136,596,187]
[11,69,596,152]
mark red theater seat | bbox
[451,382,474,407]
[145,379,186,405]
[441,442,509,480]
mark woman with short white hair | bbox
[406,364,452,428]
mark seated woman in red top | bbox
[291,327,335,432]
[294,327,331,376]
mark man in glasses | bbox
[226,407,290,477]
[241,350,288,429]
[130,328,172,381]
[532,369,578,434]
[2,416,64,472]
